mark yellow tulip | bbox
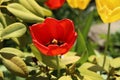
[67,0,91,10]
[96,0,120,23]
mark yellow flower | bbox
[96,0,120,23]
[67,0,91,10]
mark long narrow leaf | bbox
[76,50,88,67]
[82,10,94,40]
[87,40,95,56]
[75,29,88,66]
[75,29,87,55]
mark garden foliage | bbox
[0,0,120,80]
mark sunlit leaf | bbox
[110,57,120,68]
[0,12,7,27]
[7,3,44,23]
[61,52,80,65]
[116,77,120,80]
[78,63,103,80]
[11,38,20,45]
[0,23,4,37]
[78,62,103,72]
[1,55,28,77]
[58,76,72,80]
[18,0,52,17]
[28,0,52,16]
[0,71,4,80]
[0,47,24,57]
[88,55,96,62]
[83,74,103,80]
[30,44,42,62]
[114,70,120,76]
[1,22,26,39]
[96,55,112,72]
[18,0,37,15]
[0,0,10,4]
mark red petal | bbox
[67,32,77,49]
[45,0,65,9]
[30,23,52,45]
[44,18,64,41]
[59,19,75,41]
[60,43,70,55]
[29,18,77,56]
[33,40,49,55]
[47,43,69,56]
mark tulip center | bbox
[52,39,58,44]
[46,39,64,46]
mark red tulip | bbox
[29,18,77,56]
[45,0,65,10]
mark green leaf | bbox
[114,71,120,77]
[1,56,28,77]
[0,0,10,4]
[96,55,112,72]
[0,12,7,27]
[83,74,103,80]
[11,38,20,45]
[41,55,65,69]
[0,71,4,80]
[78,62,103,72]
[75,29,88,66]
[1,22,26,39]
[88,55,96,62]
[110,57,120,68]
[61,52,80,65]
[0,23,4,36]
[18,0,38,15]
[58,76,72,80]
[116,77,120,80]
[30,44,42,62]
[82,10,94,40]
[87,41,95,56]
[78,62,95,70]
[0,47,24,57]
[75,50,88,67]
[78,63,103,80]
[26,0,52,17]
[26,76,49,80]
[0,0,3,4]
[75,29,87,55]
[7,3,44,23]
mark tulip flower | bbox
[96,0,120,23]
[67,0,90,10]
[29,18,77,56]
[45,0,65,10]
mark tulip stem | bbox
[103,23,111,69]
[56,55,60,79]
